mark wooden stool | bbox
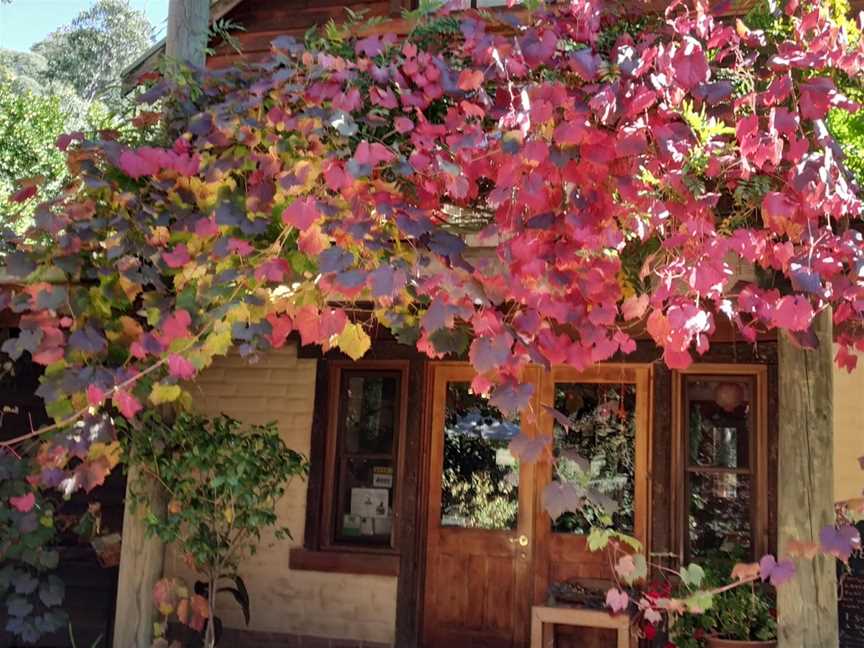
[530,605,634,648]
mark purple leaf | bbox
[542,481,585,520]
[469,333,513,373]
[508,433,551,464]
[69,326,107,354]
[489,381,533,416]
[759,554,796,586]
[819,524,861,563]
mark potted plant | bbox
[669,561,777,648]
[705,585,777,648]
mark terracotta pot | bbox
[706,636,777,648]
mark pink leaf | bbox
[114,390,142,419]
[771,295,813,332]
[621,295,649,321]
[163,244,191,269]
[282,197,321,230]
[605,588,630,613]
[87,384,105,407]
[168,354,196,380]
[159,310,192,346]
[9,492,35,513]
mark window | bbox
[322,363,407,550]
[551,382,638,535]
[677,367,768,563]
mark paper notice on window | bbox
[350,488,389,518]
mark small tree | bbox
[122,413,307,648]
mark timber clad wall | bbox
[162,345,398,646]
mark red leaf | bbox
[10,493,35,513]
[10,185,37,203]
[621,295,649,321]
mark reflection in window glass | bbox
[440,382,519,530]
[684,375,756,561]
[685,377,752,469]
[687,472,752,561]
[334,372,399,546]
[552,383,637,534]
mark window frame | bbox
[320,360,409,553]
[672,364,769,564]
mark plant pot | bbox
[706,636,777,648]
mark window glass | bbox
[683,375,756,561]
[687,472,753,560]
[551,383,637,534]
[440,382,519,530]
[333,372,400,546]
[685,377,752,469]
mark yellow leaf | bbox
[88,441,122,469]
[149,383,182,405]
[202,329,232,356]
[224,505,235,524]
[335,322,370,361]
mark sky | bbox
[0,0,170,53]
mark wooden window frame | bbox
[291,359,409,576]
[320,360,409,553]
[672,364,769,564]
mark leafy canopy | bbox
[31,0,154,106]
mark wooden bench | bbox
[530,605,634,648]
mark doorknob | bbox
[509,534,528,547]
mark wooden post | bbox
[165,0,210,67]
[113,4,209,645]
[112,465,168,647]
[777,309,838,648]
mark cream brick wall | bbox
[834,349,864,504]
[162,344,398,645]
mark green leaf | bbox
[587,527,611,552]
[680,563,706,588]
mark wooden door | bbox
[421,363,651,648]
[422,364,539,648]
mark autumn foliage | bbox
[1,0,864,622]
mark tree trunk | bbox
[166,0,210,68]
[777,309,838,648]
[114,4,210,646]
[112,465,167,648]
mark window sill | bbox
[289,548,400,576]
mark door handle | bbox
[509,534,529,547]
